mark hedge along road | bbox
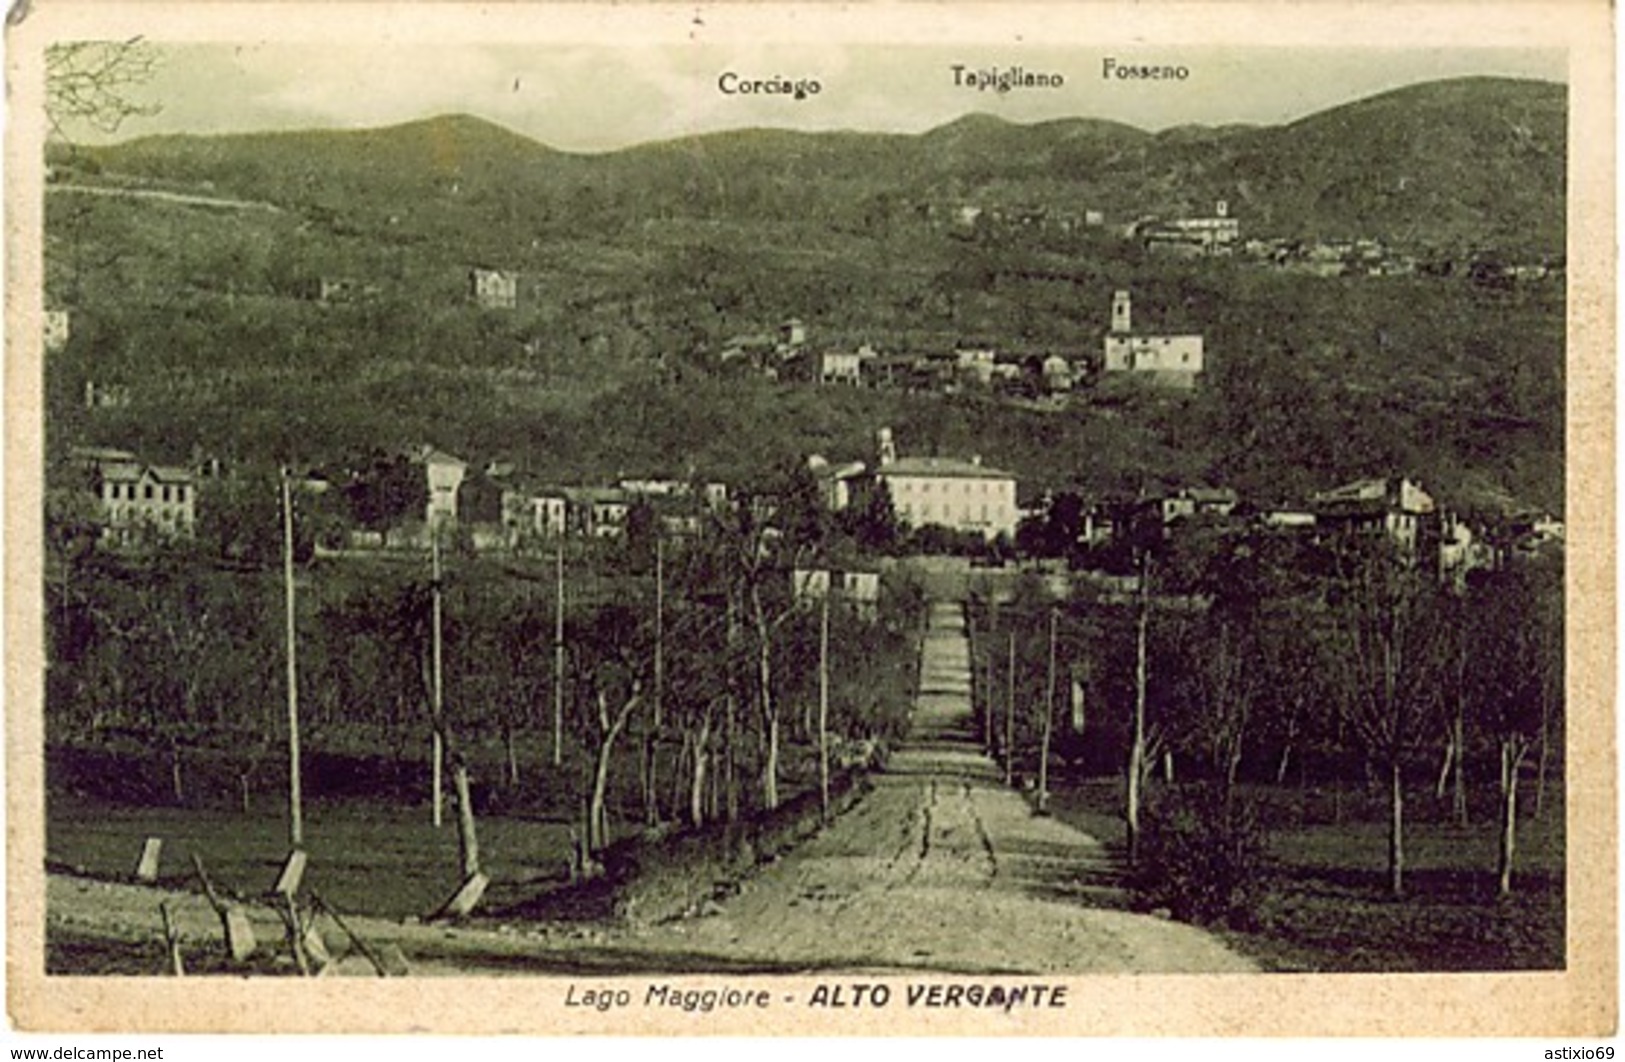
[46,601,1255,976]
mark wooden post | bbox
[553,543,566,768]
[433,871,490,920]
[818,589,831,822]
[193,854,257,962]
[984,628,995,754]
[453,757,481,878]
[311,891,407,977]
[133,837,163,883]
[1039,607,1056,814]
[278,892,310,976]
[272,848,307,897]
[281,471,303,847]
[430,529,445,829]
[159,901,184,976]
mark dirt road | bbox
[46,602,1253,975]
[621,601,1255,974]
[48,183,283,213]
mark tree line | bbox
[969,518,1562,899]
[45,493,927,859]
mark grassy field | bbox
[47,794,578,921]
[1045,777,1565,972]
[47,765,1565,975]
[46,732,842,926]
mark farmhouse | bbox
[74,447,197,546]
[808,456,869,511]
[470,267,519,310]
[500,488,569,546]
[84,382,132,409]
[814,344,876,386]
[955,348,997,387]
[1041,354,1075,393]
[1311,476,1438,555]
[564,487,633,539]
[1158,486,1239,525]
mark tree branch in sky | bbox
[45,39,164,139]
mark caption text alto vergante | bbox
[566,982,1069,1013]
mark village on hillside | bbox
[33,38,1575,997]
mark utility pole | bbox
[553,543,565,768]
[655,536,665,730]
[1039,606,1057,815]
[1004,629,1016,787]
[983,615,995,755]
[430,528,445,829]
[1128,551,1151,867]
[818,589,831,822]
[280,470,303,848]
[645,535,665,826]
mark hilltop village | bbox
[54,187,1563,580]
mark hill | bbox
[55,76,1564,253]
[1199,77,1567,250]
[42,76,1568,514]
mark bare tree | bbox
[570,602,648,853]
[1322,543,1449,898]
[1172,611,1261,802]
[1433,590,1472,826]
[1470,562,1563,895]
[46,39,163,140]
[716,496,805,812]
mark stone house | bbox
[470,267,519,310]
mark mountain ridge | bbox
[57,75,1564,253]
[82,74,1564,158]
[42,74,1566,512]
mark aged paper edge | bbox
[3,0,1616,1037]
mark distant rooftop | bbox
[881,456,1016,480]
[414,446,467,468]
[149,465,196,484]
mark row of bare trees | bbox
[970,527,1562,898]
[45,494,925,860]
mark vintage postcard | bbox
[4,0,1614,1038]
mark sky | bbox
[74,41,1566,153]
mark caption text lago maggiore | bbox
[566,982,1069,1013]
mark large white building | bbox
[873,427,1018,540]
[880,457,1019,540]
[1144,200,1241,257]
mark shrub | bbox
[1131,784,1272,930]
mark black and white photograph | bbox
[8,1,1614,1037]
